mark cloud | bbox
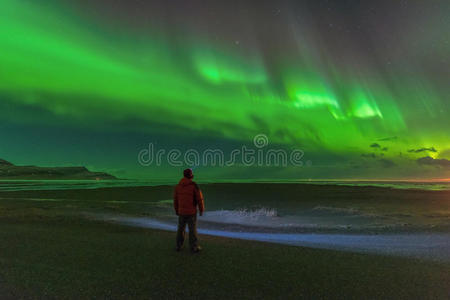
[416,156,450,168]
[378,159,396,168]
[407,147,437,153]
[370,143,388,151]
[377,136,397,141]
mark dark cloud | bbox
[377,136,397,142]
[407,147,437,153]
[370,143,388,151]
[378,159,396,168]
[361,153,376,158]
[417,156,450,168]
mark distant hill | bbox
[0,159,116,180]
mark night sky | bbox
[0,0,449,180]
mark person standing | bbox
[173,168,204,253]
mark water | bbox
[309,180,450,191]
[0,179,161,191]
[243,180,450,191]
[199,208,378,230]
[0,179,449,191]
[93,214,450,262]
[1,179,447,260]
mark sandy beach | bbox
[0,182,449,298]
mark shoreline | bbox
[0,184,449,298]
[91,213,450,263]
[1,183,448,235]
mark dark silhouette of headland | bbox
[0,159,116,180]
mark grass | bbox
[0,214,448,299]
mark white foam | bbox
[199,208,376,229]
[201,208,282,226]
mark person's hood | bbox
[178,177,193,186]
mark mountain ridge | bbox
[0,159,116,180]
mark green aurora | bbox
[0,0,449,180]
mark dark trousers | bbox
[176,214,198,249]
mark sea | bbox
[0,179,449,191]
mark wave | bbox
[201,208,286,227]
[206,207,278,218]
[197,206,442,230]
[199,207,380,229]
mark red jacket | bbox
[173,177,204,215]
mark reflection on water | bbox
[92,214,450,262]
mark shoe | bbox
[191,246,202,253]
